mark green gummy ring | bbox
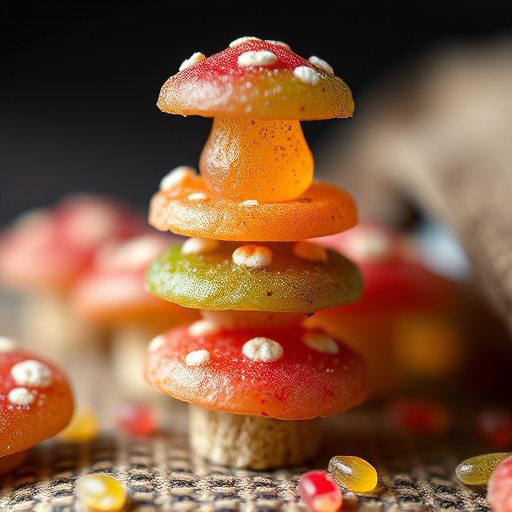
[146,241,362,314]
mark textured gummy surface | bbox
[149,180,358,242]
[146,241,362,313]
[144,323,368,419]
[157,39,354,120]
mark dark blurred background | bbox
[1,0,512,227]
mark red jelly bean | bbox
[116,401,157,436]
[478,407,512,449]
[297,470,342,512]
[389,398,450,434]
[487,454,512,512]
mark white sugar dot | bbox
[148,334,165,352]
[182,237,220,256]
[242,337,283,362]
[187,193,207,201]
[0,336,17,352]
[185,349,210,366]
[11,360,53,388]
[188,320,220,337]
[238,51,277,67]
[293,241,328,262]
[241,199,260,206]
[308,56,334,74]
[159,166,196,191]
[229,36,261,47]
[302,332,339,354]
[179,52,206,71]
[265,40,291,49]
[232,245,272,269]
[293,66,320,86]
[8,387,34,406]
[346,228,393,263]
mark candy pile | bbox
[143,37,369,469]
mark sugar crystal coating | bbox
[185,349,211,366]
[8,387,34,406]
[242,337,283,362]
[328,455,378,492]
[11,359,53,387]
[232,245,273,269]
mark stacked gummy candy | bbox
[143,37,369,469]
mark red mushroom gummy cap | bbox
[0,336,74,457]
[144,323,368,420]
[157,37,354,120]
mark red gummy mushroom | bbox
[307,220,462,396]
[145,323,367,468]
[157,37,353,204]
[0,335,73,473]
[70,232,200,399]
[0,194,148,357]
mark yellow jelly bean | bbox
[58,408,99,442]
[328,455,378,492]
[455,452,510,486]
[75,473,126,511]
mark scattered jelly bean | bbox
[488,454,512,512]
[328,456,378,493]
[75,473,127,511]
[58,408,99,442]
[116,401,157,436]
[388,398,450,434]
[455,452,510,486]
[477,407,512,449]
[297,470,342,512]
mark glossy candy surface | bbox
[146,241,362,314]
[297,470,342,512]
[487,454,512,512]
[144,324,368,420]
[157,38,354,120]
[149,178,358,242]
[328,455,378,492]
[0,340,74,456]
[200,118,314,203]
[455,452,510,485]
[75,473,126,511]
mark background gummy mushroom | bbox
[0,335,74,473]
[0,194,148,359]
[70,231,199,399]
[144,37,368,469]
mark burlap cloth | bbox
[3,36,512,511]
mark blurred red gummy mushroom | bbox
[0,194,149,359]
[70,232,199,399]
[306,220,464,397]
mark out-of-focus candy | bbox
[328,455,378,492]
[116,401,157,436]
[477,407,512,449]
[388,398,450,434]
[58,408,99,442]
[455,452,510,486]
[297,470,342,512]
[75,473,126,511]
[487,454,512,512]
